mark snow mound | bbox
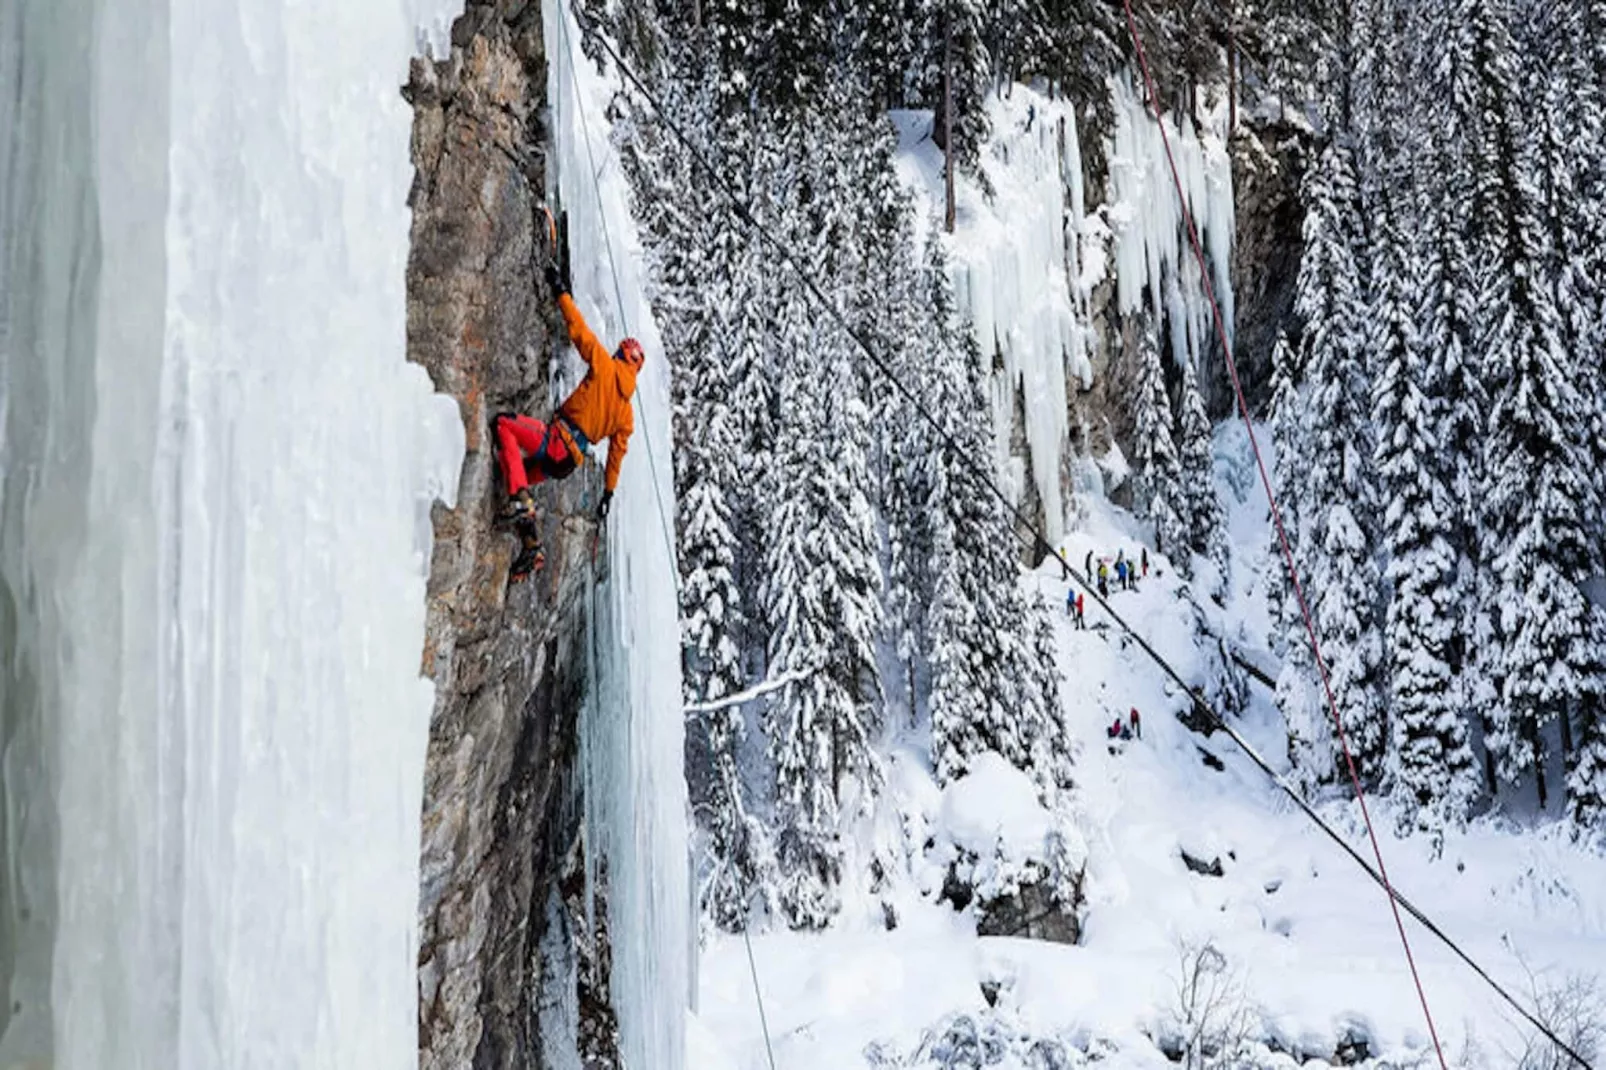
[941,751,1053,861]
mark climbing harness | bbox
[559,5,1595,1068]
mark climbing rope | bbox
[555,2,682,599]
[1118,2,1454,1066]
[561,9,1594,1068]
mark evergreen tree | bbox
[1448,0,1606,812]
[922,231,1066,788]
[1266,330,1305,649]
[1130,316,1189,561]
[1178,356,1229,588]
[880,263,936,725]
[760,210,884,929]
[1287,136,1388,786]
[1369,196,1477,833]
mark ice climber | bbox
[494,268,643,550]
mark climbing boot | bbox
[502,486,537,524]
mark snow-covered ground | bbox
[695,423,1606,1068]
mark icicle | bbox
[1107,76,1237,372]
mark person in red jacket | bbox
[1129,706,1142,740]
[494,286,643,528]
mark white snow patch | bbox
[941,751,1054,860]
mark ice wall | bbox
[545,1,691,1066]
[1107,77,1237,372]
[943,91,1094,542]
[1,1,462,1066]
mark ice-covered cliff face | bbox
[1,1,460,1066]
[894,78,1242,537]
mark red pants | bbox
[495,414,573,494]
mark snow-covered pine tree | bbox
[1369,193,1477,834]
[1407,2,1501,793]
[907,0,993,184]
[1130,315,1189,562]
[872,208,934,729]
[921,230,1066,788]
[618,66,779,925]
[1266,330,1304,644]
[1265,331,1332,782]
[1177,356,1229,589]
[1286,134,1388,787]
[1455,0,1606,813]
[759,162,885,926]
[1514,0,1606,599]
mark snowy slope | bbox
[695,424,1606,1069]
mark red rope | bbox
[1118,5,1449,1067]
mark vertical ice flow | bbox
[546,1,692,1067]
[950,95,1094,541]
[1108,77,1236,374]
[3,1,463,1067]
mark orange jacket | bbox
[556,294,637,492]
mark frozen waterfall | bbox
[917,90,1095,543]
[2,1,461,1067]
[546,1,692,1067]
[1108,76,1237,373]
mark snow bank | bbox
[941,751,1054,859]
[2,0,463,1066]
[545,3,690,1066]
[1108,77,1236,373]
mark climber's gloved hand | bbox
[545,261,570,296]
[596,489,613,524]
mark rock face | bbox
[1219,118,1307,416]
[974,874,1084,945]
[405,4,614,1067]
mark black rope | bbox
[568,14,1596,1068]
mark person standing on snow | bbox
[1075,592,1086,630]
[1085,550,1094,580]
[1141,547,1150,578]
[1097,560,1110,599]
[1066,588,1076,617]
[1129,706,1142,739]
[494,265,643,539]
[1115,557,1128,591]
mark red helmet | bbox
[616,337,645,369]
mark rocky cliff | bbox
[405,4,614,1066]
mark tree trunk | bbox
[1528,720,1548,810]
[1227,33,1238,135]
[944,12,956,234]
